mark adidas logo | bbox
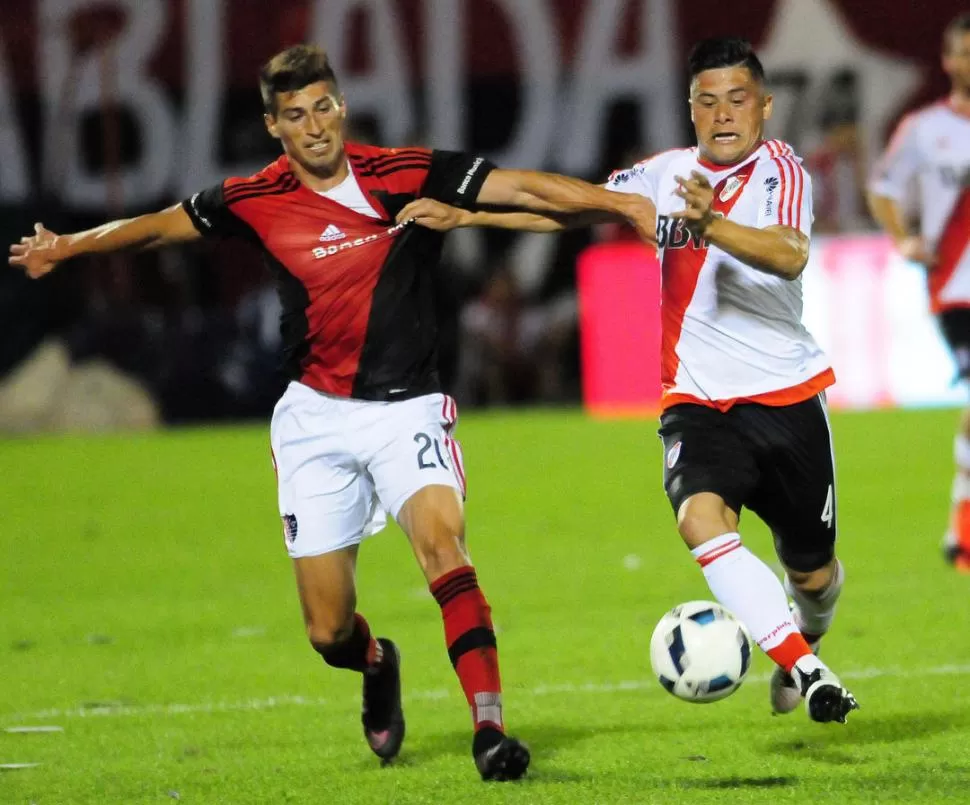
[319,224,346,242]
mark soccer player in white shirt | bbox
[868,13,970,572]
[398,38,860,724]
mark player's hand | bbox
[671,171,716,234]
[897,235,936,267]
[616,195,658,246]
[8,223,66,279]
[396,198,470,231]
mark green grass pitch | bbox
[2,407,970,804]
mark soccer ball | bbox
[649,600,753,703]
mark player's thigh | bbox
[271,389,387,560]
[745,395,837,573]
[367,393,466,522]
[939,310,970,381]
[658,404,758,521]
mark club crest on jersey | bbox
[719,175,744,202]
[667,441,682,469]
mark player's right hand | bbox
[395,198,469,231]
[8,223,66,279]
[897,235,936,267]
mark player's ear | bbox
[337,94,347,118]
[762,92,773,122]
[264,113,280,140]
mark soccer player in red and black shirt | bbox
[9,45,651,780]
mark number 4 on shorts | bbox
[821,484,834,529]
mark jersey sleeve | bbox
[420,151,497,208]
[868,114,922,202]
[603,159,661,203]
[181,183,255,240]
[755,157,813,236]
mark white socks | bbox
[691,533,799,653]
[953,435,970,502]
[784,559,844,640]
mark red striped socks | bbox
[430,566,504,731]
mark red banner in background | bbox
[577,242,662,417]
[0,0,965,213]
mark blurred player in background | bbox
[868,12,970,572]
[8,45,653,780]
[399,38,860,724]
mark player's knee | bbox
[786,557,837,594]
[306,613,355,653]
[676,493,739,549]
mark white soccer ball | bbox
[649,600,753,703]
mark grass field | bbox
[2,407,970,804]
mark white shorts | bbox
[269,382,466,558]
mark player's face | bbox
[265,81,346,175]
[943,31,970,92]
[689,67,772,165]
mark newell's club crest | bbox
[281,513,298,545]
[667,441,682,469]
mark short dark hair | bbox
[259,45,338,115]
[688,37,765,83]
[944,12,970,52]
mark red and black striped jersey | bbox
[182,142,494,400]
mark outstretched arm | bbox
[396,197,636,235]
[8,204,202,279]
[472,169,655,242]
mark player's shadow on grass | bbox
[768,711,967,759]
[386,722,652,779]
[677,776,796,791]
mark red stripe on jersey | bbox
[771,157,790,226]
[661,160,757,392]
[779,156,801,229]
[929,187,970,313]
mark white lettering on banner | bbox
[180,0,268,196]
[18,0,684,210]
[485,0,559,170]
[0,33,29,202]
[39,0,177,208]
[425,0,464,153]
[558,0,681,175]
[309,0,413,145]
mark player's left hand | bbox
[671,171,716,234]
[395,198,470,231]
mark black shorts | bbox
[658,395,836,572]
[939,309,970,381]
